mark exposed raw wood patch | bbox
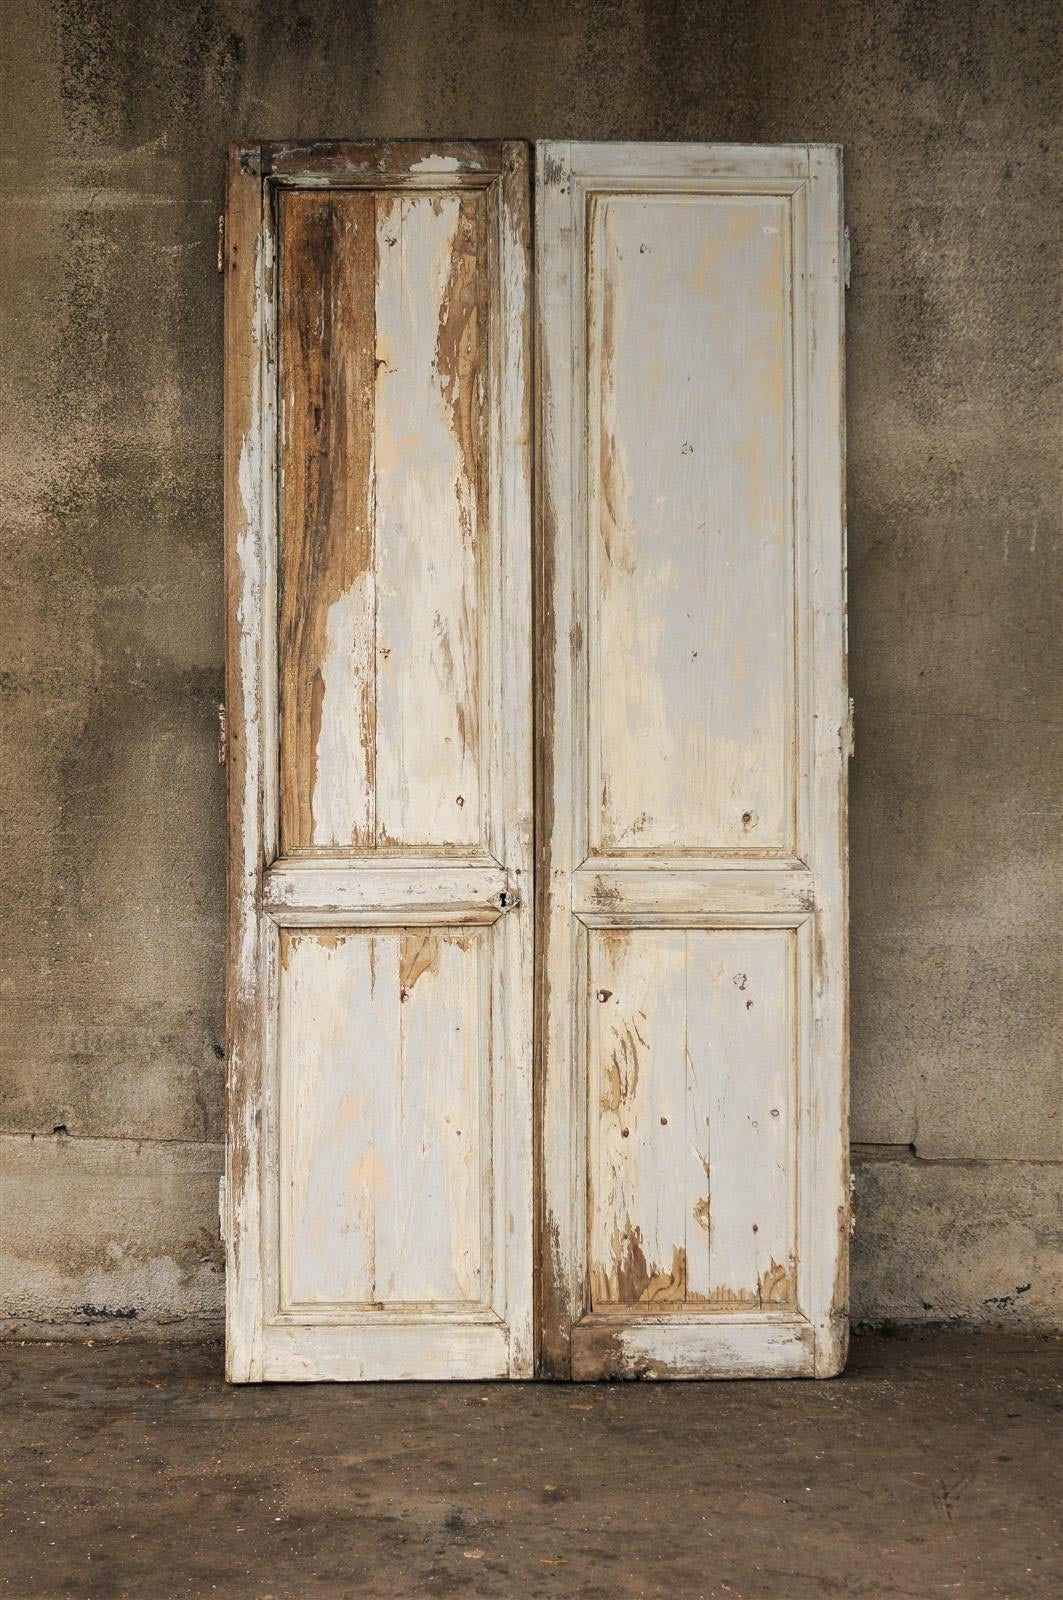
[373,191,486,849]
[758,1258,793,1306]
[593,1228,687,1305]
[278,190,377,852]
[435,193,482,545]
[589,928,794,1314]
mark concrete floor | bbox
[1,1332,1059,1600]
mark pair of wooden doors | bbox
[223,140,849,1382]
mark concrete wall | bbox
[2,0,1059,1339]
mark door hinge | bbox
[845,696,856,759]
[218,1175,227,1240]
[217,213,225,274]
[848,1172,857,1238]
[217,701,228,765]
[843,225,851,290]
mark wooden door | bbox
[223,141,533,1381]
[536,142,849,1378]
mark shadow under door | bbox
[223,139,849,1382]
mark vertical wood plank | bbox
[281,931,389,1305]
[686,930,795,1307]
[379,931,483,1302]
[496,141,535,1375]
[536,140,580,1377]
[278,191,377,852]
[590,930,688,1306]
[374,193,485,849]
[805,144,850,1374]
[224,142,267,1382]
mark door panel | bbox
[224,141,532,1381]
[277,187,489,854]
[589,193,793,854]
[278,927,485,1309]
[588,927,795,1313]
[537,142,848,1379]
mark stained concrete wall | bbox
[1,0,1059,1338]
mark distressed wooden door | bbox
[224,141,533,1381]
[536,142,849,1378]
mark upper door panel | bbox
[277,180,492,855]
[588,190,795,855]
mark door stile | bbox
[805,146,850,1374]
[223,141,270,1382]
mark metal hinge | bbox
[217,213,225,273]
[218,1175,227,1240]
[845,696,856,759]
[843,226,851,290]
[848,1172,857,1238]
[217,702,228,765]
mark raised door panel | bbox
[224,141,532,1382]
[278,928,485,1310]
[589,193,794,855]
[588,927,796,1313]
[278,187,490,854]
[538,141,848,1380]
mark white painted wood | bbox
[538,141,848,1379]
[225,142,533,1381]
[588,191,793,853]
[686,929,794,1306]
[259,1320,510,1382]
[570,1316,815,1381]
[228,138,845,1383]
[585,928,795,1313]
[573,866,814,918]
[223,144,270,1384]
[278,929,484,1308]
[263,860,509,923]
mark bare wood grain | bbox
[223,141,267,1382]
[278,190,377,852]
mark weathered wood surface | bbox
[227,138,844,1384]
[537,140,848,1380]
[589,928,794,1312]
[278,188,487,853]
[588,191,793,854]
[225,141,533,1382]
[278,929,484,1308]
[223,143,268,1384]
